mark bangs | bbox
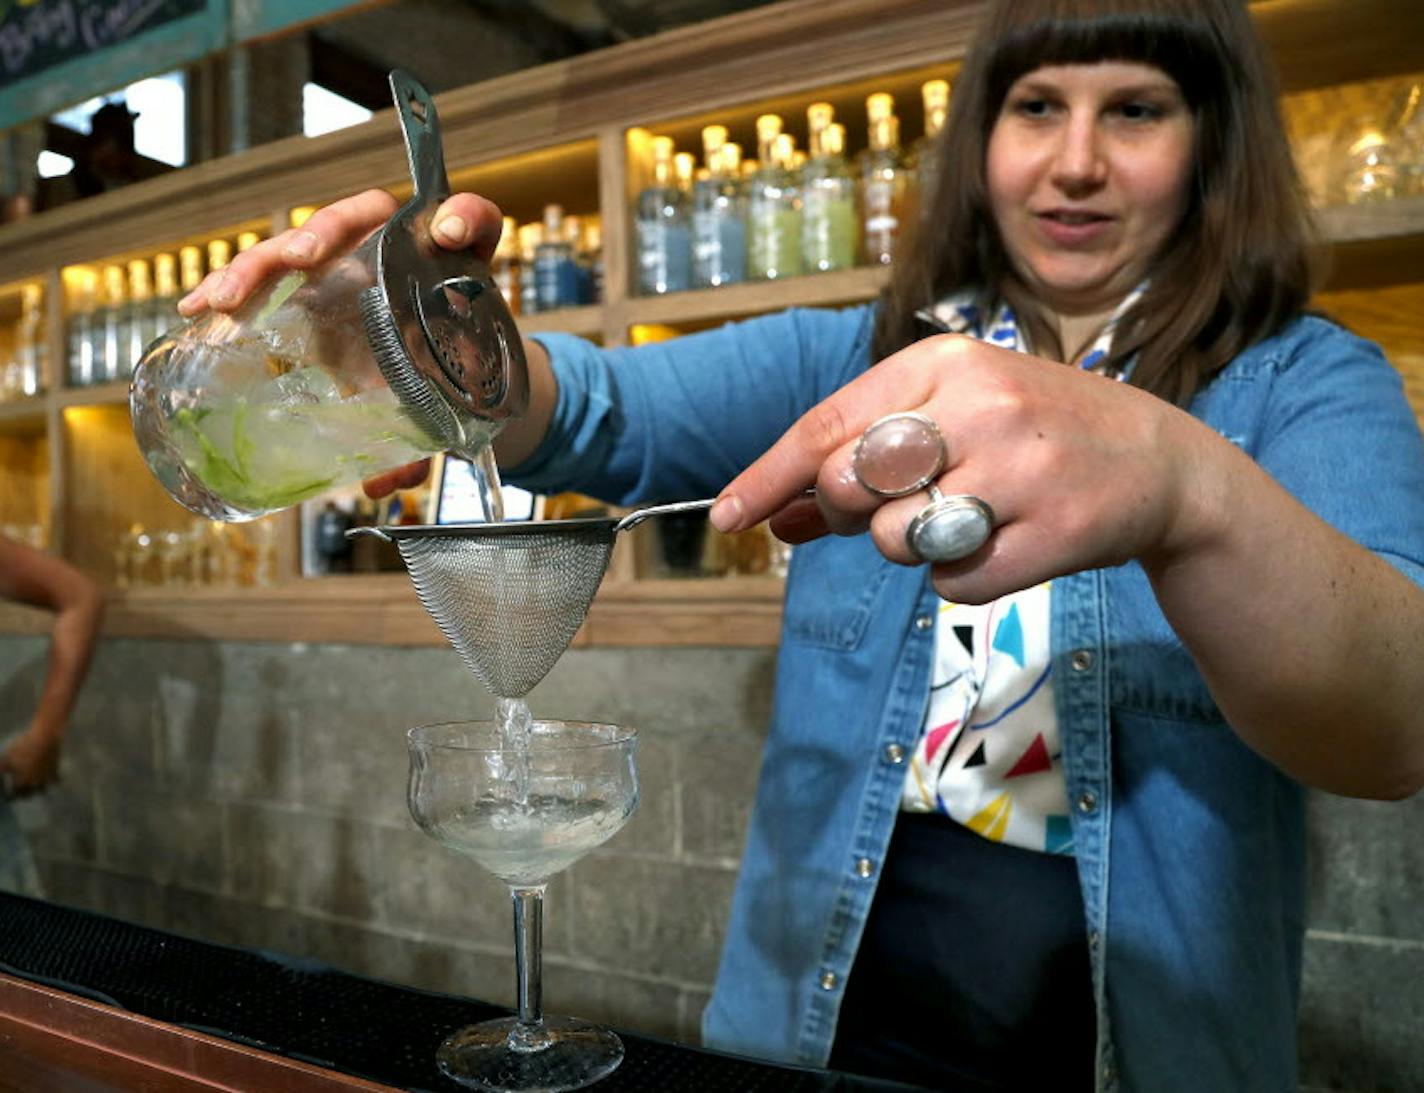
[984,0,1228,112]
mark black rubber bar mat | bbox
[0,892,926,1092]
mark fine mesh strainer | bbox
[349,499,714,697]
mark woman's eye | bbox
[1012,97,1053,118]
[1116,101,1164,122]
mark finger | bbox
[429,194,506,260]
[179,189,399,316]
[767,494,830,544]
[709,337,961,533]
[362,458,432,500]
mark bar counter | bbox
[0,892,924,1092]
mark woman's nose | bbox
[1050,116,1107,194]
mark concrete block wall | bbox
[1,633,1421,1087]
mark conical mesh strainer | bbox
[350,499,714,697]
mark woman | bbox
[0,533,105,895]
[185,1,1424,1088]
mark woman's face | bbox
[986,62,1196,317]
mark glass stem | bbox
[509,884,547,1050]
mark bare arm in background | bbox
[0,537,105,796]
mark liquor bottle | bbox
[154,253,180,325]
[748,117,803,281]
[801,104,858,274]
[692,127,747,288]
[634,136,693,295]
[125,259,155,374]
[66,271,97,387]
[535,204,582,310]
[492,215,520,314]
[562,214,591,304]
[580,219,605,304]
[236,231,261,253]
[860,93,909,266]
[908,79,951,218]
[179,245,205,298]
[518,223,542,316]
[15,284,44,398]
[98,265,130,384]
[207,239,233,273]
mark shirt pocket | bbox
[782,533,893,652]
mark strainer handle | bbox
[614,498,717,533]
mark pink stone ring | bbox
[851,411,995,564]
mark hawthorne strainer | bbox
[349,499,714,697]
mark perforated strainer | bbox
[349,499,714,697]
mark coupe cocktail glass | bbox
[407,719,639,1092]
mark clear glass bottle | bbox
[126,259,154,377]
[634,136,693,295]
[66,271,97,388]
[908,79,951,217]
[801,106,858,274]
[562,214,591,304]
[580,219,605,304]
[98,264,129,384]
[535,204,582,310]
[179,245,205,298]
[748,116,804,281]
[860,93,909,266]
[518,223,542,316]
[15,284,45,398]
[207,239,233,274]
[492,215,520,314]
[153,253,180,328]
[693,136,747,289]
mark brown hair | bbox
[872,0,1319,405]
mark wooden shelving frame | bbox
[1,0,1422,648]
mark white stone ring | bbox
[851,411,995,564]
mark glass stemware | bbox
[407,720,639,1092]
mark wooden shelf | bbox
[518,305,604,338]
[0,571,786,648]
[0,399,46,433]
[623,266,890,327]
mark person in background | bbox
[183,0,1424,1088]
[0,534,105,896]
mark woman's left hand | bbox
[708,333,1225,603]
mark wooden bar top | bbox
[0,972,395,1093]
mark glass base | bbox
[436,1014,624,1092]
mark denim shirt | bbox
[517,307,1424,1093]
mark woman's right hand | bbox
[177,189,507,317]
[176,189,518,498]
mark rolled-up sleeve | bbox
[507,306,875,505]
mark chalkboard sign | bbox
[0,0,208,88]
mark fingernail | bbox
[207,273,235,307]
[177,292,200,314]
[434,215,468,244]
[709,494,743,533]
[283,231,318,261]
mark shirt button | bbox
[855,858,875,878]
[1076,791,1098,814]
[883,743,906,764]
[1070,649,1095,672]
[914,614,933,631]
[819,970,838,991]
[1089,930,1101,950]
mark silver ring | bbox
[852,412,995,564]
[906,491,995,564]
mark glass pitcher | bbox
[130,71,527,522]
